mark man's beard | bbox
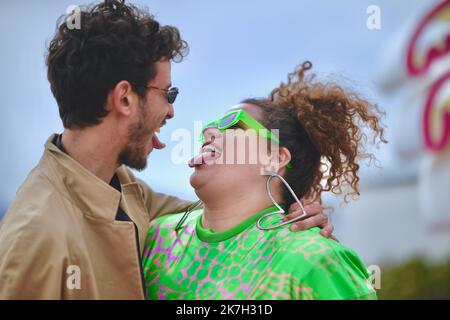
[118,101,152,171]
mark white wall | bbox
[333,180,450,266]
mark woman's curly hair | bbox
[46,0,188,128]
[243,61,387,205]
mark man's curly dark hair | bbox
[46,0,188,128]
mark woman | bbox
[142,62,386,300]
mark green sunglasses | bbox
[200,109,292,169]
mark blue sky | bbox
[0,0,431,214]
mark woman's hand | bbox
[284,201,338,241]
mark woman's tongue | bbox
[188,151,217,168]
[151,134,166,150]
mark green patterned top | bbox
[142,205,377,300]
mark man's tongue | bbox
[152,134,166,150]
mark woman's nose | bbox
[203,127,221,142]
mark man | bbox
[0,0,333,299]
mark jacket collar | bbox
[44,134,122,221]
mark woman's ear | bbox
[278,147,292,171]
[264,146,292,173]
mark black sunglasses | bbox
[147,86,179,104]
[134,83,179,104]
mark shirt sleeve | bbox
[296,244,377,300]
[136,178,194,220]
[116,166,194,220]
[0,213,64,299]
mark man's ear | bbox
[110,80,137,116]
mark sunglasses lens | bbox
[219,113,238,128]
[167,88,178,104]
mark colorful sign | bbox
[406,0,450,152]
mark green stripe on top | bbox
[196,205,282,243]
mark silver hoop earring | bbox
[256,171,308,230]
[175,200,203,233]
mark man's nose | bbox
[166,103,174,119]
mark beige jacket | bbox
[0,134,192,299]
